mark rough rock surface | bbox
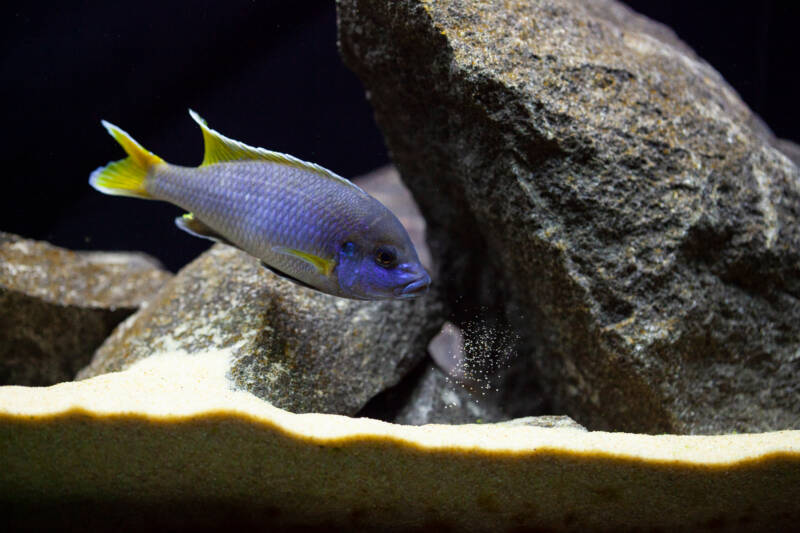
[494,415,586,430]
[362,320,542,425]
[361,358,507,425]
[393,361,501,425]
[338,0,800,433]
[79,244,444,415]
[0,232,171,385]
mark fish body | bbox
[89,111,430,300]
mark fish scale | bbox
[150,160,368,275]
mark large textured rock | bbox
[79,243,443,415]
[393,360,506,425]
[0,232,171,385]
[338,0,800,433]
[358,355,509,425]
[374,321,547,425]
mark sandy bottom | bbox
[1,349,799,531]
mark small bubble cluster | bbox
[430,314,520,407]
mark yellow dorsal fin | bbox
[188,110,363,191]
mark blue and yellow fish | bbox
[89,110,431,300]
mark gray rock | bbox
[360,320,539,424]
[338,0,800,433]
[393,360,506,425]
[494,415,586,431]
[78,244,444,415]
[427,321,466,379]
[0,232,171,385]
[391,358,578,427]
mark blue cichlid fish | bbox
[89,110,431,300]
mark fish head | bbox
[335,210,431,300]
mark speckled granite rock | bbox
[361,320,537,425]
[393,360,505,425]
[386,322,549,425]
[0,232,171,386]
[338,0,800,433]
[495,415,586,430]
[358,354,508,425]
[78,243,444,415]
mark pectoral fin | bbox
[272,246,335,276]
[174,213,232,245]
[260,261,320,292]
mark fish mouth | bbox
[395,276,431,299]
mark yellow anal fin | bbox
[89,121,164,199]
[272,246,335,276]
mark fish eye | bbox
[374,246,397,268]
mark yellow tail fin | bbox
[89,121,165,198]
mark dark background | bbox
[2,1,798,272]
